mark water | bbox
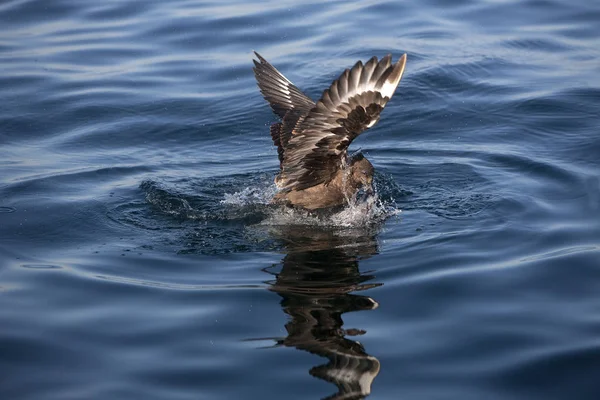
[1,0,599,398]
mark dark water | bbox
[1,0,600,398]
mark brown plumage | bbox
[253,52,407,210]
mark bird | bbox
[253,51,407,210]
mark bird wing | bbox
[278,54,407,190]
[253,51,315,118]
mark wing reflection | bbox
[262,226,382,400]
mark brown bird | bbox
[253,52,407,210]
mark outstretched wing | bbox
[278,54,407,190]
[253,51,315,118]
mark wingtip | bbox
[398,53,407,66]
[381,53,392,64]
[253,50,265,62]
[376,53,407,98]
[394,53,407,77]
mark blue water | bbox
[1,0,600,398]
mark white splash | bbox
[221,184,279,206]
[221,178,400,228]
[261,193,400,228]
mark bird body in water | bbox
[253,52,407,210]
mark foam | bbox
[260,193,400,228]
[221,184,279,206]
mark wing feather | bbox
[253,52,315,118]
[359,56,377,92]
[278,54,407,190]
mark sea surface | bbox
[1,0,600,399]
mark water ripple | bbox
[1,0,599,398]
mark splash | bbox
[220,173,401,228]
[218,168,402,228]
[110,174,403,254]
[260,193,400,228]
[221,184,279,206]
[138,173,401,236]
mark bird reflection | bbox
[261,226,382,400]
